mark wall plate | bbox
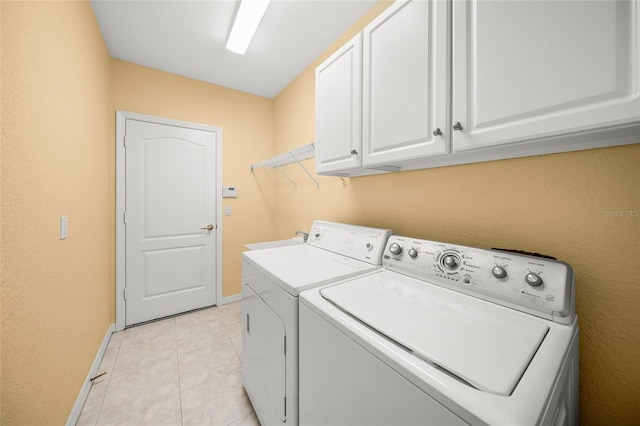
[222,186,238,198]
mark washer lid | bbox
[320,271,549,396]
[243,245,378,296]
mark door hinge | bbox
[246,313,250,335]
[123,212,127,224]
[284,335,286,355]
[123,288,127,300]
[284,397,287,417]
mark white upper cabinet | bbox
[315,0,640,176]
[315,0,449,176]
[362,0,450,168]
[315,34,366,176]
[452,0,640,152]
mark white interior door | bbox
[124,118,218,326]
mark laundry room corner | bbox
[272,1,396,236]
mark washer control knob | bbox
[443,254,460,270]
[366,243,373,251]
[408,248,418,258]
[492,266,507,279]
[525,273,543,287]
[389,243,403,255]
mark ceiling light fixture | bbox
[226,0,271,55]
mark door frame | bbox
[115,110,223,331]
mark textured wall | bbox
[0,2,3,422]
[273,1,640,423]
[110,60,276,299]
[1,1,112,423]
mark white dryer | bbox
[241,221,392,426]
[299,235,579,425]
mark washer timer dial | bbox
[442,253,461,270]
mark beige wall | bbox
[273,1,640,424]
[1,1,112,423]
[0,2,3,422]
[110,59,276,301]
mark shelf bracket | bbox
[271,159,297,189]
[291,152,320,189]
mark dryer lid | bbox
[320,271,549,396]
[243,245,378,296]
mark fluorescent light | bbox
[226,0,271,55]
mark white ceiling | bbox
[91,0,377,98]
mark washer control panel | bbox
[307,221,392,265]
[383,236,575,324]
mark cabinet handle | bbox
[350,149,358,155]
[433,128,442,137]
[453,122,463,131]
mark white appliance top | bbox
[243,221,392,296]
[320,271,548,396]
[318,235,576,396]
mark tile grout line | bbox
[79,303,250,425]
[176,320,185,426]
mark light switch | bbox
[225,206,232,216]
[60,216,68,239]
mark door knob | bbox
[433,128,442,136]
[453,122,463,131]
[201,224,214,231]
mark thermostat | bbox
[223,186,238,198]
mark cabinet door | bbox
[362,0,450,167]
[315,34,362,174]
[453,0,640,152]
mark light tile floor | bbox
[77,302,260,426]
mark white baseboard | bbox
[66,323,115,426]
[222,293,242,305]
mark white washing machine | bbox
[241,221,392,426]
[299,235,579,425]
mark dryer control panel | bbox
[383,236,575,324]
[307,221,392,266]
